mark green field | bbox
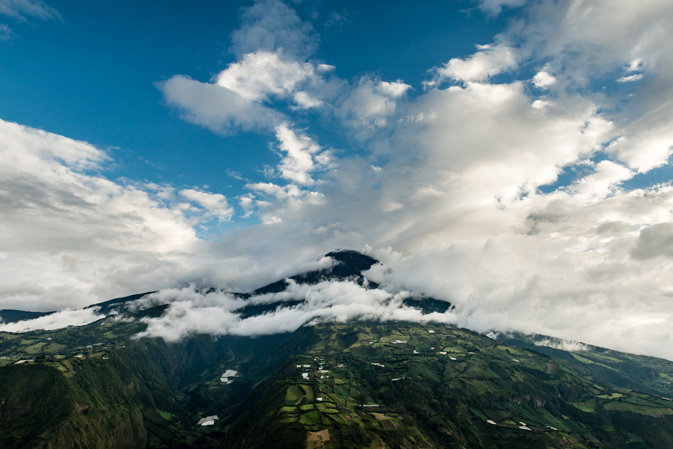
[2,314,673,448]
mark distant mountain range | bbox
[1,250,673,448]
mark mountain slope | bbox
[1,250,673,448]
[221,321,673,449]
[497,332,673,399]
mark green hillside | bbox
[2,315,673,448]
[496,332,673,399]
[221,322,673,448]
[1,253,672,448]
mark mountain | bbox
[0,309,54,324]
[1,250,673,448]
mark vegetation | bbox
[1,254,673,448]
[220,322,673,448]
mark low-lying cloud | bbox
[131,281,453,342]
[0,308,103,333]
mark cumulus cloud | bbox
[428,44,518,84]
[159,75,280,132]
[215,51,320,107]
[532,71,556,88]
[158,0,334,135]
[631,222,673,260]
[606,134,673,173]
[338,77,411,129]
[180,189,234,222]
[0,119,247,310]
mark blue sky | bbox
[0,0,508,220]
[2,0,673,360]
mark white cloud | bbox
[533,338,589,352]
[159,75,280,133]
[532,71,556,88]
[159,53,338,135]
[568,160,634,199]
[617,74,643,82]
[0,23,12,40]
[8,0,673,364]
[338,77,411,129]
[0,0,59,21]
[631,222,673,260]
[273,124,328,185]
[89,0,673,363]
[606,134,673,173]
[627,58,643,72]
[230,0,318,59]
[215,51,319,106]
[238,193,256,218]
[180,189,234,222]
[134,281,453,342]
[429,44,518,84]
[0,308,102,332]
[0,119,241,311]
[478,0,527,16]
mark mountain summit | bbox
[253,250,380,294]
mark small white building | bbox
[220,369,238,384]
[198,415,219,426]
[302,373,309,379]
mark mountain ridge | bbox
[1,250,673,448]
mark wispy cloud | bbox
[0,0,60,21]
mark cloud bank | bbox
[131,282,452,343]
[0,308,102,333]
[3,0,673,361]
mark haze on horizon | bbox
[1,0,673,360]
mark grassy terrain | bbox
[221,322,673,448]
[2,312,673,448]
[0,310,318,448]
[497,332,673,398]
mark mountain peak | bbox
[254,249,379,295]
